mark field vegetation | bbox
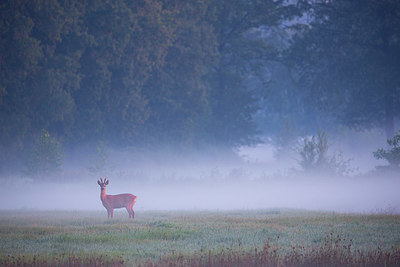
[0,210,399,266]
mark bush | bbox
[87,141,115,175]
[298,131,353,176]
[25,129,63,176]
[373,130,400,170]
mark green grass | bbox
[0,209,399,266]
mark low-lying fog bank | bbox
[1,129,398,214]
[1,174,399,214]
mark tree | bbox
[25,129,63,176]
[0,0,81,171]
[0,0,44,150]
[298,131,352,176]
[140,0,218,147]
[204,0,300,146]
[87,141,115,175]
[73,0,173,145]
[373,130,400,170]
[0,0,307,176]
[287,0,400,139]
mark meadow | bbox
[0,209,399,266]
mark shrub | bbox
[298,131,353,176]
[87,141,115,175]
[24,129,63,176]
[373,130,400,170]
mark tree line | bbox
[0,0,279,162]
[1,0,399,175]
[1,0,293,162]
[286,0,400,139]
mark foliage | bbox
[24,129,63,176]
[373,130,400,169]
[0,0,301,174]
[287,0,400,139]
[140,0,219,146]
[274,117,297,159]
[87,141,114,175]
[299,132,328,172]
[298,131,352,176]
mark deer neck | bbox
[100,188,107,201]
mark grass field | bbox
[0,209,399,266]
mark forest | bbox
[1,0,399,176]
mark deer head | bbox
[97,177,109,191]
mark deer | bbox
[97,177,137,218]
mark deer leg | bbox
[110,209,114,218]
[125,206,131,218]
[107,210,111,219]
[128,203,135,218]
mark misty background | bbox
[0,0,399,214]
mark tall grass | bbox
[141,233,400,266]
[0,254,125,266]
[2,235,399,266]
[0,210,399,266]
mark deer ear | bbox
[97,180,101,185]
[105,180,109,185]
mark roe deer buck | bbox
[97,177,137,218]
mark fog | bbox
[137,177,400,213]
[1,176,399,213]
[1,131,399,214]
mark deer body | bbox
[98,178,137,218]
